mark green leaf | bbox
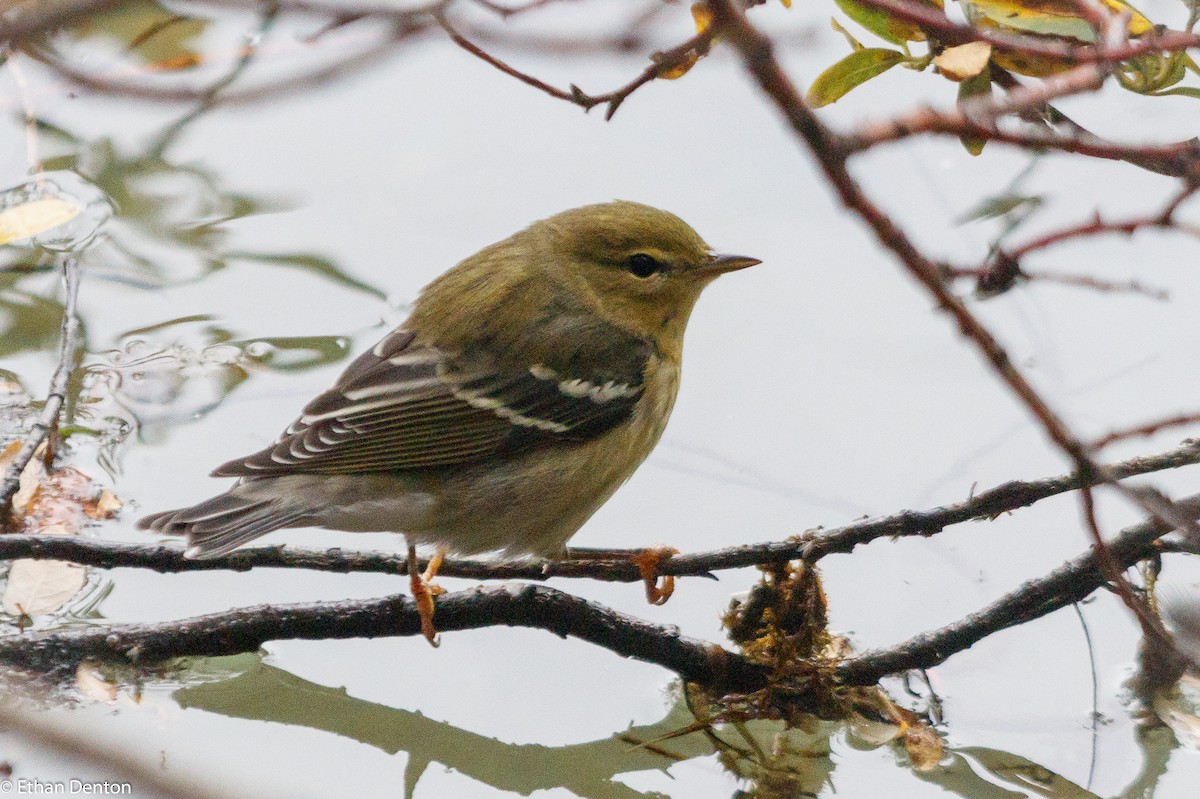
[956,193,1044,224]
[833,0,928,44]
[957,67,992,156]
[807,48,905,108]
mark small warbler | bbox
[139,201,760,642]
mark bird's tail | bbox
[137,488,314,558]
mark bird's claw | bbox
[408,544,447,646]
[411,576,440,647]
[632,546,678,606]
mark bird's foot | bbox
[631,546,678,605]
[561,545,678,605]
[408,544,447,647]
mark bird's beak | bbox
[700,253,763,276]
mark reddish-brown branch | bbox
[27,22,431,105]
[841,64,1200,176]
[1092,412,1200,449]
[706,0,1197,654]
[437,9,719,118]
[945,264,1170,300]
[438,15,580,105]
[709,0,1099,479]
[849,0,1200,63]
[1078,485,1168,641]
[1004,187,1200,261]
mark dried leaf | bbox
[0,198,82,245]
[2,460,111,618]
[902,722,945,771]
[84,489,123,520]
[1153,673,1200,749]
[807,48,905,107]
[0,441,47,518]
[76,661,119,703]
[935,41,993,82]
[3,546,87,617]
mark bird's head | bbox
[536,201,761,352]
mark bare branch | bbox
[4,439,1199,579]
[1,258,82,529]
[4,497,1193,697]
[837,494,1200,684]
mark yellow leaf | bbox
[964,0,1153,41]
[0,198,82,245]
[691,2,713,34]
[935,41,993,81]
[655,51,701,80]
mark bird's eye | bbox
[626,253,662,278]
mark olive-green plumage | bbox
[138,201,760,559]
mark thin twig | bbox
[707,0,1196,657]
[842,65,1200,176]
[846,0,1200,63]
[29,21,430,107]
[438,9,719,119]
[0,258,82,529]
[945,265,1170,300]
[1003,186,1200,261]
[1092,412,1200,450]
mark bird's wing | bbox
[212,328,646,476]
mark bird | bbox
[139,201,761,644]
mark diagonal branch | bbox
[707,0,1196,648]
[1,258,82,529]
[838,494,1200,684]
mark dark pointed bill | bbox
[700,253,762,275]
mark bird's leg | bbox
[562,545,678,605]
[407,540,446,647]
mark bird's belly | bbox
[420,365,679,556]
[310,361,679,557]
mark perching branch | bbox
[4,496,1192,697]
[4,438,1199,579]
[1,258,82,529]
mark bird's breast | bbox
[419,356,682,556]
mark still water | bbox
[2,2,1200,797]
